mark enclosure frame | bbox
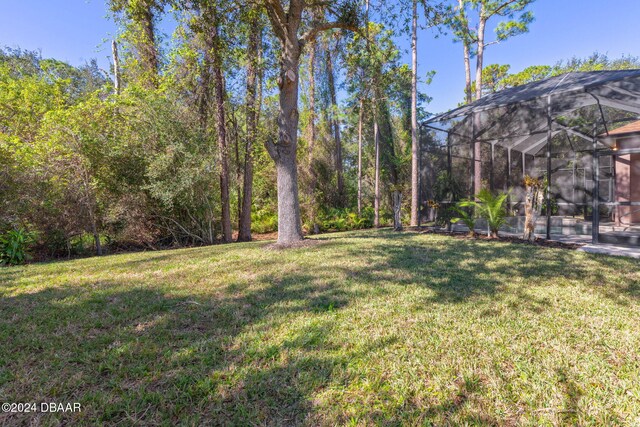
[419,70,640,246]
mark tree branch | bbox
[263,0,287,41]
[487,0,519,19]
[264,136,279,160]
[300,21,358,45]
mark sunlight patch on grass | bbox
[1,229,639,425]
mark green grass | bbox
[1,229,639,426]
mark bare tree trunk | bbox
[111,40,121,95]
[91,220,102,256]
[326,44,344,205]
[473,10,487,196]
[373,105,380,228]
[232,107,241,226]
[262,0,356,245]
[458,0,473,104]
[357,98,364,215]
[523,178,543,242]
[238,20,261,242]
[393,190,403,231]
[307,38,320,234]
[475,15,486,100]
[463,44,472,103]
[410,0,419,226]
[211,14,232,243]
[264,34,304,244]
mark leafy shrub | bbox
[252,209,278,234]
[451,200,477,236]
[474,189,509,238]
[0,228,35,265]
[318,207,374,232]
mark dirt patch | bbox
[264,238,325,251]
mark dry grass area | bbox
[1,229,639,425]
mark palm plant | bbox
[451,199,477,237]
[473,189,509,238]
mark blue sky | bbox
[2,1,640,114]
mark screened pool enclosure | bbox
[419,70,640,246]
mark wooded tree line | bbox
[4,0,631,258]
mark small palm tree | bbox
[451,200,477,237]
[474,189,509,238]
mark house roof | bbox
[605,120,640,137]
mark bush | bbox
[451,201,477,237]
[318,207,374,232]
[453,189,509,238]
[252,209,278,234]
[474,189,509,238]
[0,228,35,265]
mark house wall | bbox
[614,136,640,224]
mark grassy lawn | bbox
[1,229,639,426]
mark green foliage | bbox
[252,209,278,234]
[483,53,640,92]
[473,189,509,237]
[452,189,509,237]
[451,200,477,234]
[0,228,35,265]
[433,171,464,204]
[318,207,374,232]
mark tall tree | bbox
[211,8,232,243]
[410,0,419,226]
[408,0,446,226]
[470,0,535,99]
[325,39,345,205]
[109,0,164,88]
[238,10,263,242]
[194,0,232,242]
[261,0,358,244]
[452,0,474,104]
[449,0,534,195]
[472,0,533,195]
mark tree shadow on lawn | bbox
[336,231,640,306]
[0,232,638,425]
[0,266,386,425]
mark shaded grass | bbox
[1,229,639,425]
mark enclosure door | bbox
[595,149,640,246]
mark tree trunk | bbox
[473,13,486,196]
[265,35,304,244]
[393,190,403,231]
[111,40,121,95]
[459,0,473,104]
[233,107,242,226]
[357,98,364,215]
[463,43,472,104]
[523,180,543,242]
[262,0,356,244]
[238,20,261,242]
[475,14,486,101]
[326,45,344,205]
[92,223,102,256]
[373,106,380,228]
[307,38,320,234]
[410,0,419,227]
[212,16,232,243]
[138,3,159,88]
